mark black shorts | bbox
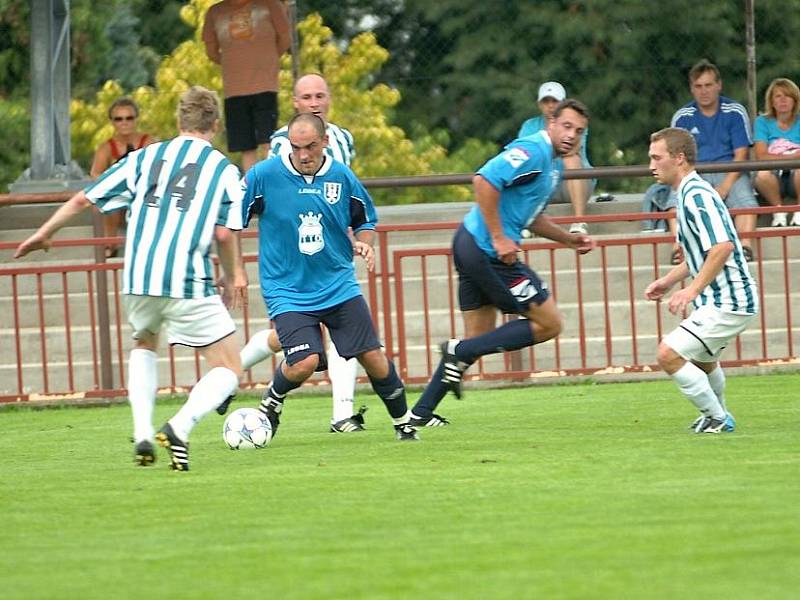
[453,224,550,314]
[272,296,382,371]
[224,92,278,152]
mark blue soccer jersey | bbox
[676,171,758,315]
[671,96,752,163]
[242,153,377,317]
[464,131,562,257]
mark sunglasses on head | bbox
[112,116,136,122]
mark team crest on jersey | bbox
[324,182,342,204]
[503,147,530,168]
[298,211,324,255]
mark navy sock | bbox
[454,319,535,364]
[411,361,449,418]
[368,360,408,419]
[270,361,304,398]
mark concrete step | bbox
[4,323,793,395]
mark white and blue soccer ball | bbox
[223,408,273,450]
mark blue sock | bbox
[411,361,449,418]
[270,361,303,398]
[455,319,535,364]
[368,360,408,419]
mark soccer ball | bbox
[222,408,273,450]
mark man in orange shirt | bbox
[203,0,290,172]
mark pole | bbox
[287,0,300,84]
[93,213,114,392]
[745,0,757,122]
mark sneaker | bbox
[791,212,800,227]
[569,222,588,235]
[771,212,788,227]
[696,416,726,434]
[155,423,190,471]
[394,422,419,441]
[688,414,705,431]
[216,394,234,415]
[409,412,450,427]
[133,440,156,466]
[439,339,466,400]
[257,391,283,439]
[722,413,736,432]
[689,412,735,432]
[330,405,368,433]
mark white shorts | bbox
[662,304,755,363]
[123,294,236,348]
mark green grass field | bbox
[1,374,798,599]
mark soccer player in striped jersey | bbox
[241,112,418,441]
[239,73,364,433]
[645,127,758,434]
[15,86,248,470]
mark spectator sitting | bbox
[671,59,757,261]
[519,81,595,234]
[90,97,158,258]
[640,182,681,263]
[752,77,800,227]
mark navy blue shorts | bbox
[272,296,381,371]
[224,91,278,152]
[453,224,550,314]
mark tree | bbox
[304,0,800,192]
[70,1,495,203]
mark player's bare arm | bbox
[14,191,93,258]
[215,225,248,310]
[473,174,518,264]
[644,262,689,301]
[530,213,595,254]
[354,229,375,272]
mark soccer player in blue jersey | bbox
[238,73,365,433]
[671,59,757,260]
[645,127,758,433]
[241,112,418,441]
[410,99,595,427]
[15,87,248,470]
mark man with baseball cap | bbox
[519,81,595,234]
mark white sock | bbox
[241,329,276,371]
[706,366,727,412]
[328,341,358,423]
[671,362,726,420]
[169,367,239,441]
[129,349,158,442]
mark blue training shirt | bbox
[242,153,377,317]
[671,96,752,163]
[464,131,562,257]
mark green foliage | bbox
[70,3,495,204]
[0,98,30,189]
[306,0,800,192]
[1,376,798,599]
[0,0,28,98]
